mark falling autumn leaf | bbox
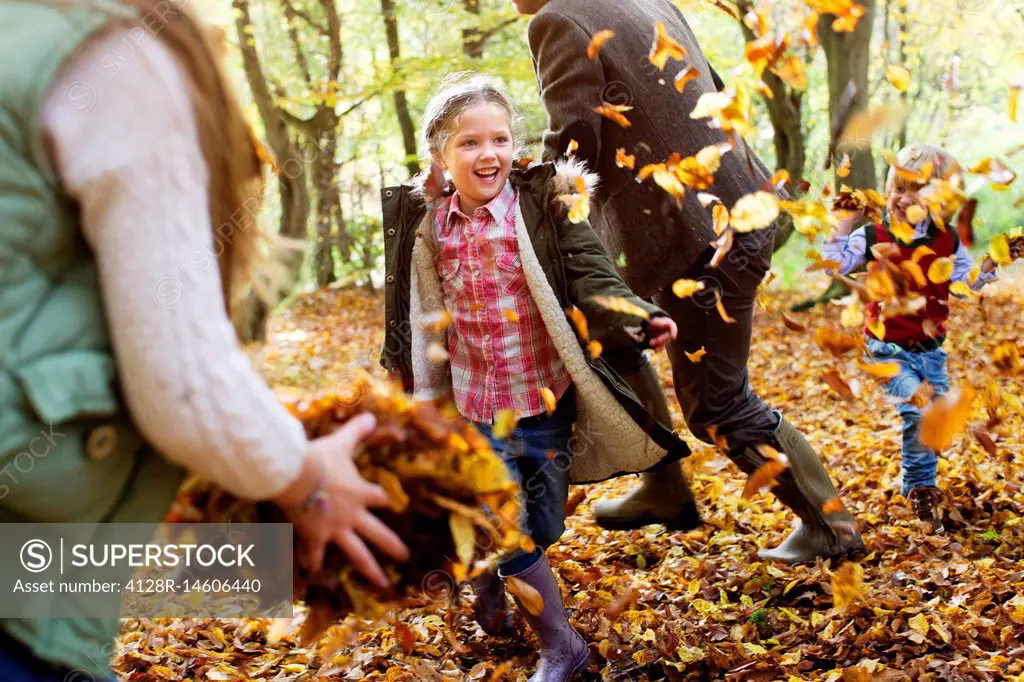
[730,191,781,232]
[674,64,701,92]
[564,488,587,516]
[927,258,954,284]
[590,295,651,320]
[742,451,790,499]
[857,359,901,380]
[649,21,688,70]
[615,148,636,170]
[606,587,638,621]
[502,308,520,323]
[919,384,977,450]
[506,577,545,617]
[782,312,808,333]
[837,153,852,178]
[822,369,857,403]
[714,290,736,323]
[587,29,615,60]
[594,102,633,128]
[905,204,928,225]
[885,64,912,92]
[587,339,603,358]
[821,496,846,515]
[989,233,1012,266]
[566,306,589,340]
[427,342,450,364]
[831,561,864,611]
[672,278,705,298]
[685,346,707,363]
[540,387,557,416]
[493,408,518,440]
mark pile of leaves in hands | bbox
[162,375,523,644]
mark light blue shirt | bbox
[822,220,997,291]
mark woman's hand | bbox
[832,209,865,239]
[979,255,997,274]
[646,316,678,350]
[273,413,410,588]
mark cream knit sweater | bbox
[41,27,306,501]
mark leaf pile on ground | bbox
[116,282,1023,681]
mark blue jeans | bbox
[476,388,576,575]
[866,338,950,495]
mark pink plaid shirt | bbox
[434,181,571,424]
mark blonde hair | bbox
[420,72,522,161]
[885,143,963,193]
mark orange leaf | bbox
[606,587,638,621]
[919,384,977,450]
[742,451,789,499]
[587,339,603,358]
[506,576,545,616]
[615,148,636,170]
[587,29,615,60]
[782,312,808,333]
[674,64,700,92]
[503,308,520,323]
[540,387,557,416]
[394,622,417,654]
[973,428,998,455]
[857,359,901,380]
[564,488,587,517]
[821,496,846,515]
[649,21,687,71]
[566,306,589,340]
[714,289,736,324]
[831,561,864,611]
[594,102,633,128]
[685,346,707,363]
[822,369,857,403]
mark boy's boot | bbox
[731,415,863,564]
[469,565,514,636]
[907,485,945,534]
[500,555,589,682]
[592,362,702,531]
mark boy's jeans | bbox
[865,338,950,496]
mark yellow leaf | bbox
[990,233,1012,266]
[858,359,901,379]
[672,278,705,298]
[908,613,930,637]
[674,64,701,92]
[743,642,768,657]
[587,29,615,60]
[506,576,545,617]
[932,617,952,644]
[831,561,864,611]
[540,387,557,416]
[685,346,707,363]
[615,148,636,170]
[950,281,979,297]
[377,469,410,513]
[449,514,476,568]
[920,384,976,450]
[593,103,633,128]
[743,449,789,499]
[900,259,927,289]
[886,64,912,92]
[905,204,928,224]
[911,245,935,263]
[688,579,701,596]
[968,265,981,285]
[493,409,517,440]
[1010,83,1020,122]
[889,219,917,244]
[649,21,687,71]
[590,295,651,320]
[558,192,591,223]
[427,341,450,364]
[781,651,802,666]
[927,257,954,284]
[867,317,886,340]
[730,191,780,232]
[713,203,730,235]
[840,302,864,329]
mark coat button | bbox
[385,190,394,197]
[386,275,394,283]
[85,425,118,461]
[389,320,397,328]
[387,229,396,236]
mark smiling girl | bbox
[380,73,689,682]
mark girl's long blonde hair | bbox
[102,0,267,312]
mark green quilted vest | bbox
[0,0,186,674]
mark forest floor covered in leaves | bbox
[116,277,1024,681]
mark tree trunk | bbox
[233,0,311,342]
[819,0,878,190]
[313,133,340,287]
[380,0,421,178]
[462,0,484,58]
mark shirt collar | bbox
[444,180,516,230]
